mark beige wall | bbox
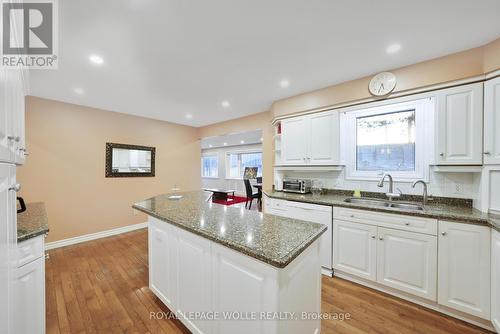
[197,111,274,191]
[271,38,500,118]
[18,97,201,242]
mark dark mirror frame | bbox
[105,143,156,178]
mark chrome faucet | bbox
[377,173,401,201]
[412,180,429,206]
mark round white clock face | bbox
[369,72,397,96]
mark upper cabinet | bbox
[281,111,340,165]
[484,76,500,165]
[0,68,27,165]
[435,82,483,165]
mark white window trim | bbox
[225,149,263,180]
[201,154,219,178]
[342,97,434,182]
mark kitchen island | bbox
[133,191,327,334]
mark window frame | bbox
[225,149,263,180]
[201,154,219,179]
[342,97,433,182]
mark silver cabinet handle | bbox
[7,135,20,142]
[379,236,383,241]
[405,222,410,226]
[19,148,29,156]
[439,153,444,157]
[8,184,21,192]
[441,232,447,236]
[484,152,491,155]
[371,235,376,239]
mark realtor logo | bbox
[1,0,58,68]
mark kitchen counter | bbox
[17,202,49,242]
[133,191,327,268]
[264,190,500,233]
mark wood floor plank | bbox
[45,229,493,334]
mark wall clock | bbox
[369,72,397,96]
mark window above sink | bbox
[342,96,434,182]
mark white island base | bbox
[148,217,322,334]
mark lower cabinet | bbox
[438,221,491,320]
[492,229,500,332]
[333,220,437,301]
[12,236,45,334]
[333,220,377,281]
[377,228,437,300]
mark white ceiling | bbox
[201,129,262,149]
[29,0,500,127]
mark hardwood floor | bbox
[46,229,492,334]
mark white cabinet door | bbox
[0,163,15,334]
[281,116,308,165]
[307,111,340,165]
[148,222,176,309]
[13,70,26,165]
[333,220,377,281]
[211,243,278,334]
[12,257,45,334]
[438,221,491,319]
[377,228,437,301]
[492,230,500,332]
[176,228,212,334]
[0,69,14,163]
[484,77,500,164]
[436,83,483,165]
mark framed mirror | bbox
[105,143,155,177]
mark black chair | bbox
[244,179,261,209]
[256,176,262,184]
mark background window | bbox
[227,152,262,178]
[201,155,218,177]
[356,110,415,172]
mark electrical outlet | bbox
[454,183,463,194]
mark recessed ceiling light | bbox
[386,43,401,54]
[208,144,213,148]
[223,142,228,146]
[260,137,263,141]
[185,113,193,119]
[73,87,85,95]
[279,79,290,88]
[221,100,230,108]
[89,54,104,65]
[240,140,245,144]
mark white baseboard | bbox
[45,222,148,250]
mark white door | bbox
[438,221,491,319]
[281,116,308,165]
[12,257,45,334]
[176,228,212,334]
[333,220,377,281]
[484,76,500,164]
[436,83,483,165]
[377,228,437,301]
[492,230,500,332]
[307,111,340,165]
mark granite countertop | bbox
[264,190,500,233]
[133,191,327,268]
[17,202,49,242]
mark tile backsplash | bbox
[277,169,478,200]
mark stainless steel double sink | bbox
[344,197,424,211]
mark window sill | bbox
[202,176,219,179]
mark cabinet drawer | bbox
[334,207,437,235]
[16,235,44,268]
[265,197,332,223]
